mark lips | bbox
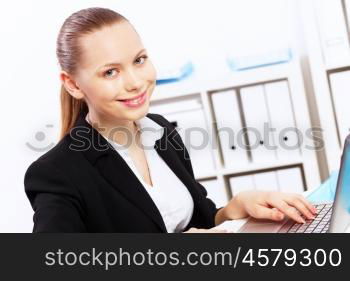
[117,91,146,102]
[117,91,147,108]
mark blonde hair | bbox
[56,7,128,139]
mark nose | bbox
[123,67,142,92]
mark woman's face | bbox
[69,21,157,125]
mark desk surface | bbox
[215,189,350,233]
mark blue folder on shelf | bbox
[156,61,194,85]
[227,48,293,71]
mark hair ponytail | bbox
[59,85,88,139]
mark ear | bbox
[59,71,84,100]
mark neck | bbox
[87,112,140,147]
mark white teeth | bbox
[119,93,145,104]
[128,96,142,104]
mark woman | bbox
[24,7,317,233]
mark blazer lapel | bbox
[70,113,167,232]
[70,112,206,233]
[152,124,211,228]
[94,151,168,232]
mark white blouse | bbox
[85,114,194,233]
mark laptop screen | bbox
[329,137,350,232]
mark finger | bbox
[284,197,315,220]
[271,208,285,220]
[267,199,306,223]
[297,196,318,215]
[253,205,285,221]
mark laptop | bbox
[237,135,350,233]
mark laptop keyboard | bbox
[286,203,333,233]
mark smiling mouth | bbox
[117,91,146,102]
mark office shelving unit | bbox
[300,0,350,174]
[149,59,321,207]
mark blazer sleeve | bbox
[155,114,224,220]
[24,159,87,233]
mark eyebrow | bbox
[98,48,147,70]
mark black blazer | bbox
[24,112,221,233]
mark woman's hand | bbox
[183,227,229,233]
[219,191,318,224]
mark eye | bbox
[104,68,118,78]
[135,55,148,65]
